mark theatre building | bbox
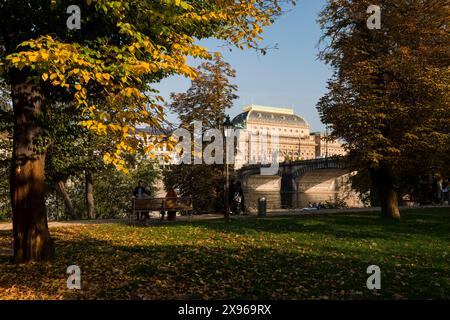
[231,105,346,168]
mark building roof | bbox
[138,126,173,136]
[232,105,309,128]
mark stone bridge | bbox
[237,157,363,210]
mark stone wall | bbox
[242,169,363,211]
[243,175,282,210]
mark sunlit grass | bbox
[0,208,448,299]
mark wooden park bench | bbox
[131,196,193,222]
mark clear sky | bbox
[154,0,331,132]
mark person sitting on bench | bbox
[133,180,150,220]
[165,187,178,221]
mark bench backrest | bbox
[133,197,193,211]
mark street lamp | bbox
[223,115,233,219]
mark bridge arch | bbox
[237,157,363,211]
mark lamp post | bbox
[223,115,233,219]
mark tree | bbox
[44,103,97,220]
[0,79,12,219]
[317,0,450,219]
[166,54,239,214]
[0,0,293,262]
[169,53,239,129]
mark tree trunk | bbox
[10,69,54,263]
[369,163,401,220]
[85,170,95,219]
[57,181,78,220]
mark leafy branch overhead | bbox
[1,0,294,170]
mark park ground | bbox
[0,207,448,300]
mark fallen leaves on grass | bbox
[0,209,449,300]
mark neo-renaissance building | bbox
[231,105,346,168]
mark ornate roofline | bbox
[243,104,294,115]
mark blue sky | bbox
[154,0,331,132]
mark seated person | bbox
[165,187,178,221]
[133,180,150,220]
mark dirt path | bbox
[0,214,225,231]
[1,205,447,231]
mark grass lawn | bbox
[0,208,448,300]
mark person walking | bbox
[231,181,245,215]
[436,176,443,205]
[442,178,449,205]
[228,180,236,215]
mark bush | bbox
[62,159,160,219]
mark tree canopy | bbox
[165,54,239,213]
[1,0,293,169]
[317,0,450,219]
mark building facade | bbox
[312,132,347,158]
[232,105,346,168]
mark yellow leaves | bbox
[144,144,154,153]
[28,54,38,62]
[103,152,129,172]
[10,57,21,64]
[178,65,197,80]
[94,72,112,84]
[103,153,112,164]
[81,72,91,84]
[0,1,290,175]
[108,124,122,132]
[122,87,141,98]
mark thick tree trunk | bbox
[57,181,78,220]
[10,69,54,263]
[369,164,401,220]
[85,170,95,219]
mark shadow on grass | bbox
[0,222,448,300]
[141,209,450,243]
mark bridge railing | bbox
[238,156,353,179]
